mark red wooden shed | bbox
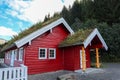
[2,17,108,74]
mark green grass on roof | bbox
[59,29,94,47]
[2,16,61,51]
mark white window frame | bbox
[14,49,18,60]
[49,48,56,59]
[19,47,24,61]
[39,48,47,59]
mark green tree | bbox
[44,14,50,22]
[0,44,5,58]
[94,0,120,25]
[71,0,84,21]
[82,0,94,20]
[61,6,72,24]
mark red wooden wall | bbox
[24,24,70,74]
[63,46,91,71]
[85,47,91,68]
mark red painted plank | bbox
[24,24,70,74]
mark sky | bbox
[0,0,76,41]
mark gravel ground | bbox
[0,63,8,68]
[28,63,120,80]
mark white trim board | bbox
[83,28,108,50]
[15,18,74,48]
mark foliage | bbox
[94,0,120,25]
[60,0,120,25]
[59,0,120,62]
[59,29,93,47]
[0,44,5,58]
[74,19,120,62]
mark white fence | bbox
[0,58,4,63]
[0,65,27,80]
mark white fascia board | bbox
[95,29,108,50]
[83,29,96,48]
[61,18,74,35]
[15,18,74,48]
[83,28,108,50]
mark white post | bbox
[20,64,28,80]
[0,69,3,80]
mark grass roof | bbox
[59,29,94,47]
[2,16,61,51]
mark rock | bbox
[57,73,76,80]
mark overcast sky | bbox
[0,0,75,40]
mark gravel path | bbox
[76,63,120,80]
[28,63,120,80]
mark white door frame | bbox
[80,50,86,69]
[10,50,14,66]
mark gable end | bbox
[83,28,108,50]
[15,18,74,48]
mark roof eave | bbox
[1,43,16,52]
[59,42,83,48]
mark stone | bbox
[57,73,76,80]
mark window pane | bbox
[19,48,24,61]
[39,48,46,59]
[49,49,55,59]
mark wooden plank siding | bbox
[85,46,91,68]
[63,46,91,71]
[24,24,70,74]
[63,46,75,71]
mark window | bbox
[49,48,56,59]
[39,48,47,59]
[8,52,10,59]
[6,52,8,59]
[14,49,18,60]
[19,48,24,61]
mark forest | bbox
[1,0,120,62]
[50,0,120,62]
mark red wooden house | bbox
[2,17,108,74]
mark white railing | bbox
[0,58,4,63]
[0,65,28,80]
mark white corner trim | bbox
[61,18,74,34]
[83,28,108,50]
[15,18,74,48]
